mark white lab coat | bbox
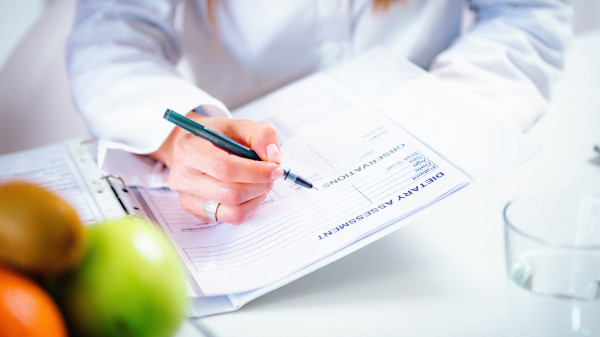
[67,0,572,158]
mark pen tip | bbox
[312,187,319,191]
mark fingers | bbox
[169,166,274,225]
[179,133,283,183]
[266,144,282,164]
[223,119,282,163]
[179,193,268,225]
[169,168,274,205]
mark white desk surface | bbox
[175,29,600,337]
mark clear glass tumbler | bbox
[504,189,600,337]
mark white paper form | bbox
[136,66,470,296]
[0,143,103,224]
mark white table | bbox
[176,29,600,337]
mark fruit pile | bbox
[0,181,188,337]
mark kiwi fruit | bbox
[0,181,86,276]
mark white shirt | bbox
[67,0,572,157]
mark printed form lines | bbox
[185,188,369,270]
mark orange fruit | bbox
[0,266,67,337]
[0,180,86,276]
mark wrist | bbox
[148,111,198,167]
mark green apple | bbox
[56,216,188,337]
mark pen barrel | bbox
[201,128,262,160]
[164,109,261,161]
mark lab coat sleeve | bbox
[428,0,573,131]
[66,0,230,155]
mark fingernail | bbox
[270,167,284,180]
[266,144,282,163]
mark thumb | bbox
[228,120,282,164]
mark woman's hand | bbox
[150,112,283,224]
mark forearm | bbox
[429,0,573,131]
[67,0,229,154]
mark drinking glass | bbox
[504,189,600,337]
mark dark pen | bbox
[163,109,316,189]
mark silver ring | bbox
[203,200,220,222]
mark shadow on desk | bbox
[241,221,448,311]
